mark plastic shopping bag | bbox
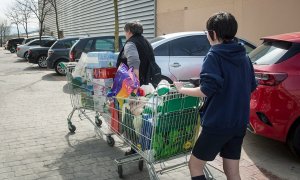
[108,63,140,97]
[121,103,139,145]
[72,52,88,78]
[107,63,139,107]
[107,63,129,97]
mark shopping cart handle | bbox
[189,77,200,87]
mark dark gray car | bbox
[47,37,79,75]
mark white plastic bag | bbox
[140,83,155,96]
[72,52,88,78]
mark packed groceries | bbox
[67,51,201,161]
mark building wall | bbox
[43,0,155,39]
[156,0,300,45]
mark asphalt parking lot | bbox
[0,47,299,180]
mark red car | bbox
[248,32,300,157]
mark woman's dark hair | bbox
[124,21,143,35]
[206,12,238,41]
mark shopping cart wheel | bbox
[138,159,143,171]
[107,136,115,147]
[95,117,102,127]
[117,165,123,178]
[68,124,76,133]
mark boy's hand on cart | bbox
[174,81,184,93]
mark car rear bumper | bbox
[16,52,23,58]
[249,85,295,142]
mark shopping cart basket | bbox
[65,63,116,146]
[106,89,213,179]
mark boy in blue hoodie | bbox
[175,12,257,180]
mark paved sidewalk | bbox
[0,48,299,180]
[0,49,149,180]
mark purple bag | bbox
[107,63,139,97]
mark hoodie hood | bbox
[210,41,246,66]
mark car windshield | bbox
[149,37,165,43]
[249,41,291,65]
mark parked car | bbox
[27,40,57,68]
[47,37,79,75]
[69,36,126,62]
[6,38,25,53]
[4,41,8,49]
[248,32,300,157]
[17,39,55,59]
[22,36,55,45]
[150,31,256,83]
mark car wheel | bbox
[24,52,29,60]
[288,123,300,158]
[10,47,16,53]
[54,60,67,76]
[68,124,76,133]
[37,55,47,68]
[106,136,115,147]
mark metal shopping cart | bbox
[105,89,214,179]
[65,63,116,146]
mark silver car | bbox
[150,31,256,82]
[17,39,56,59]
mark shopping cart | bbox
[65,63,116,146]
[65,63,213,179]
[107,89,214,179]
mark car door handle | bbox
[170,62,181,67]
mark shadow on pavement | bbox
[42,73,66,81]
[64,132,76,148]
[62,83,72,94]
[13,58,27,63]
[23,66,51,71]
[242,132,300,180]
[47,136,150,179]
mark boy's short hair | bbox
[124,21,143,35]
[206,12,238,41]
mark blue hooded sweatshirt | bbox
[200,40,257,135]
